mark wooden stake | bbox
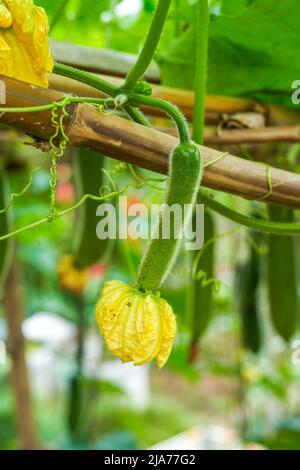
[4,252,40,450]
[1,75,300,208]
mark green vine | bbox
[0,106,169,244]
[193,270,222,293]
[122,0,172,92]
[0,93,160,241]
[199,190,300,236]
[53,63,117,98]
[193,0,210,145]
[0,156,47,215]
[48,101,70,221]
[129,93,190,144]
[257,164,273,201]
[192,225,239,283]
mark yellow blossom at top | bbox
[96,280,177,367]
[0,0,53,87]
[0,2,11,28]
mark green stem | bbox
[189,1,209,349]
[53,63,117,97]
[122,0,172,92]
[53,63,151,127]
[130,93,190,144]
[200,190,300,236]
[0,97,108,115]
[193,0,209,144]
[0,104,58,114]
[68,296,85,440]
[122,103,151,127]
[0,176,164,242]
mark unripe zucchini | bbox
[237,245,262,354]
[67,374,83,439]
[0,169,13,291]
[73,150,112,269]
[189,210,215,356]
[137,143,203,292]
[267,204,299,341]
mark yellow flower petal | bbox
[134,295,162,366]
[0,0,53,87]
[96,280,177,367]
[99,290,133,354]
[58,255,88,296]
[0,3,12,28]
[156,299,177,368]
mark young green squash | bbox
[189,209,215,358]
[237,244,262,354]
[73,149,113,270]
[96,142,203,367]
[267,205,299,341]
[137,143,203,292]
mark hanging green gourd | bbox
[189,209,215,361]
[237,241,263,354]
[96,142,203,367]
[58,149,114,296]
[95,0,203,367]
[73,149,113,269]
[266,205,299,341]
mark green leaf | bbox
[158,0,300,108]
[219,0,254,15]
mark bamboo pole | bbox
[158,125,300,144]
[51,74,300,146]
[1,75,300,208]
[50,39,160,81]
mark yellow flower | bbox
[0,0,53,87]
[0,2,12,28]
[58,255,88,296]
[96,280,177,367]
[241,364,262,385]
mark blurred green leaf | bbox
[159,0,300,108]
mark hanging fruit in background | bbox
[267,205,299,341]
[73,150,113,270]
[189,209,215,362]
[237,240,263,354]
[58,255,88,297]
